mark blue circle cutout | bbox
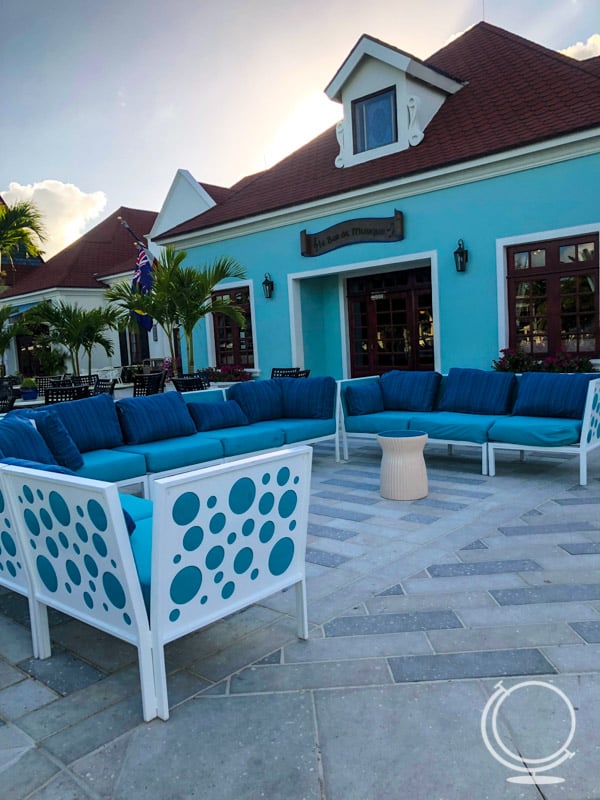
[66,559,82,585]
[49,491,70,526]
[234,547,253,574]
[207,495,217,508]
[103,572,126,609]
[277,467,290,486]
[46,536,59,558]
[268,537,295,576]
[206,545,225,569]
[40,508,53,530]
[1,531,16,558]
[229,477,256,514]
[242,519,255,537]
[37,555,58,592]
[259,521,275,543]
[209,512,226,534]
[259,492,274,515]
[24,509,40,536]
[182,525,204,551]
[170,566,203,604]
[92,533,108,558]
[221,581,235,599]
[262,473,271,485]
[23,485,34,503]
[227,532,236,545]
[75,522,88,543]
[87,499,107,531]
[278,490,298,518]
[84,554,99,578]
[172,492,200,525]
[58,531,69,549]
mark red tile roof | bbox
[1,206,157,300]
[157,22,600,240]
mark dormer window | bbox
[326,35,464,169]
[352,87,397,154]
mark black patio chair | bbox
[36,376,56,393]
[171,374,210,392]
[44,386,91,405]
[0,393,16,413]
[271,367,301,378]
[93,378,117,396]
[297,369,311,378]
[72,374,99,390]
[133,370,166,397]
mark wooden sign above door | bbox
[300,210,404,257]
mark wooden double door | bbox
[347,267,434,377]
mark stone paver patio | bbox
[1,437,600,799]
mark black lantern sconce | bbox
[454,239,468,273]
[262,272,274,299]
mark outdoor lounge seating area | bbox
[338,368,600,485]
[0,376,337,496]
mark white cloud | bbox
[560,33,600,59]
[1,180,107,259]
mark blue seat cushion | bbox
[381,371,441,412]
[75,449,147,483]
[279,418,336,443]
[345,381,384,415]
[227,380,284,423]
[213,422,285,456]
[488,416,582,447]
[438,368,516,415]
[277,376,336,419]
[129,516,153,610]
[118,434,224,473]
[50,393,124,452]
[344,411,412,434]
[34,410,84,470]
[187,400,248,431]
[0,417,58,464]
[408,412,498,443]
[512,372,596,419]
[117,392,196,444]
[118,493,153,521]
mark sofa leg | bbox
[580,455,588,487]
[481,445,488,476]
[295,579,308,640]
[488,446,496,477]
[30,601,51,659]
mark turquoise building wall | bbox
[183,152,600,378]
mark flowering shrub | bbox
[492,348,594,373]
[204,365,252,382]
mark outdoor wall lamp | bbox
[262,272,275,299]
[454,239,468,273]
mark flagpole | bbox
[117,216,146,247]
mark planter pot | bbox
[21,389,39,400]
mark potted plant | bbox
[20,377,39,400]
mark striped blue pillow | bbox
[513,372,596,419]
[117,392,196,444]
[278,376,336,419]
[227,380,284,423]
[188,400,248,431]
[381,371,441,411]
[438,368,516,415]
[51,393,124,452]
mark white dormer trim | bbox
[326,35,464,169]
[149,169,218,243]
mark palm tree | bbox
[0,303,29,375]
[0,200,46,274]
[105,246,246,375]
[25,301,118,375]
[166,249,246,373]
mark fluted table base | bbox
[376,430,428,501]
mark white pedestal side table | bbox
[376,430,428,501]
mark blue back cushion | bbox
[438,368,516,415]
[381,371,442,412]
[0,457,74,475]
[512,372,597,419]
[34,410,84,470]
[345,381,384,415]
[117,391,196,444]
[0,417,57,464]
[52,394,124,452]
[227,380,284,423]
[188,400,249,431]
[277,376,336,419]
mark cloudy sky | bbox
[1,0,598,258]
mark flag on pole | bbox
[132,245,156,331]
